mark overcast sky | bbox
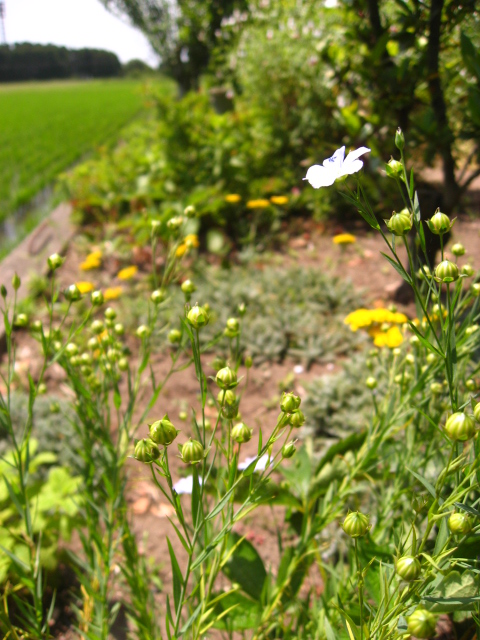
[4,0,160,65]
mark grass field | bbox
[0,79,147,221]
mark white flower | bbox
[173,475,203,495]
[304,146,371,189]
[238,454,270,472]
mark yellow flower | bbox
[80,258,101,271]
[103,286,123,300]
[87,250,102,261]
[372,326,404,348]
[184,234,199,248]
[333,233,356,245]
[117,266,138,280]
[225,194,241,203]
[176,244,187,258]
[246,199,270,209]
[75,281,95,294]
[270,195,289,205]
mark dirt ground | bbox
[3,207,480,638]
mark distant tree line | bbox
[0,43,122,82]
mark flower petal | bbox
[304,165,337,188]
[342,147,371,173]
[339,158,365,176]
[323,146,345,168]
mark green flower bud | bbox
[410,335,420,346]
[435,260,459,283]
[342,511,370,538]
[395,127,405,151]
[105,307,117,320]
[385,210,412,236]
[245,355,253,368]
[37,382,47,395]
[474,403,480,422]
[47,253,64,270]
[12,273,21,291]
[14,313,28,327]
[179,411,188,421]
[396,556,421,581]
[65,284,82,301]
[136,325,151,339]
[31,320,42,332]
[114,323,124,336]
[149,415,179,446]
[430,382,443,395]
[238,302,246,316]
[211,356,227,371]
[218,389,237,405]
[366,377,377,389]
[216,366,237,390]
[466,379,476,391]
[406,609,437,639]
[65,343,78,357]
[282,441,297,459]
[426,353,436,364]
[118,357,129,371]
[91,320,104,335]
[181,279,196,295]
[0,285,6,298]
[151,289,166,304]
[417,266,432,281]
[167,216,184,230]
[184,205,196,217]
[289,410,305,428]
[134,438,160,463]
[385,158,403,178]
[427,209,455,235]
[462,264,474,277]
[105,318,114,329]
[50,401,60,414]
[444,412,476,441]
[187,305,209,329]
[151,220,161,236]
[91,290,104,306]
[226,318,240,333]
[451,243,465,257]
[168,329,182,344]
[180,439,204,464]
[231,422,253,443]
[281,392,301,413]
[448,512,473,535]
[471,283,480,297]
[405,354,415,365]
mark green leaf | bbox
[461,32,480,82]
[381,252,411,284]
[423,570,479,612]
[222,533,267,601]
[167,537,184,613]
[406,467,436,499]
[454,502,480,518]
[408,322,444,358]
[211,591,261,631]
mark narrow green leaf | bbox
[454,502,480,517]
[191,466,201,527]
[406,467,436,499]
[408,322,444,358]
[381,252,411,283]
[167,537,184,613]
[222,533,267,601]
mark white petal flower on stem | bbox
[304,146,371,189]
[238,454,270,472]
[173,475,203,495]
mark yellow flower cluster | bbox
[80,250,102,271]
[104,287,123,300]
[225,194,241,203]
[270,195,288,205]
[344,308,408,348]
[176,234,199,257]
[246,199,270,209]
[333,233,356,245]
[75,281,95,294]
[117,265,138,280]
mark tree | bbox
[100,0,248,92]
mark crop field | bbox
[0,79,146,220]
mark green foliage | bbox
[0,440,82,583]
